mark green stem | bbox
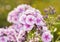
[55,36,60,42]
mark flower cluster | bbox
[0,4,53,42]
[7,4,44,31]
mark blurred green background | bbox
[0,0,60,42]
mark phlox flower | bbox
[16,5,26,13]
[4,28,17,41]
[19,14,26,24]
[0,36,8,42]
[0,28,17,42]
[8,24,23,33]
[35,10,43,19]
[7,35,17,42]
[16,4,32,13]
[23,23,34,31]
[0,28,5,36]
[24,8,35,15]
[32,9,43,18]
[35,16,45,26]
[41,32,53,42]
[11,16,19,23]
[7,10,19,23]
[33,9,41,17]
[17,30,26,42]
[26,15,35,25]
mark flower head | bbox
[6,4,53,42]
[26,15,35,25]
[7,10,19,23]
[23,23,34,31]
[41,31,53,42]
[0,36,8,42]
[19,14,26,24]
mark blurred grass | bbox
[0,0,60,41]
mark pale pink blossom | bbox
[24,8,36,16]
[0,28,17,42]
[7,10,19,23]
[0,36,8,42]
[35,16,45,26]
[16,4,32,13]
[0,28,5,36]
[17,30,26,42]
[19,14,26,24]
[9,24,23,33]
[4,28,17,41]
[23,23,34,31]
[26,15,35,25]
[41,32,53,42]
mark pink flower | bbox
[33,9,41,17]
[19,14,26,24]
[0,36,8,42]
[26,15,35,25]
[16,7,25,13]
[12,16,19,23]
[24,8,35,16]
[23,23,34,31]
[0,28,17,42]
[16,4,32,13]
[0,28,5,36]
[17,30,26,42]
[41,32,53,42]
[9,24,23,33]
[4,28,17,41]
[16,5,26,12]
[35,16,45,26]
[7,10,19,23]
[36,10,43,17]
